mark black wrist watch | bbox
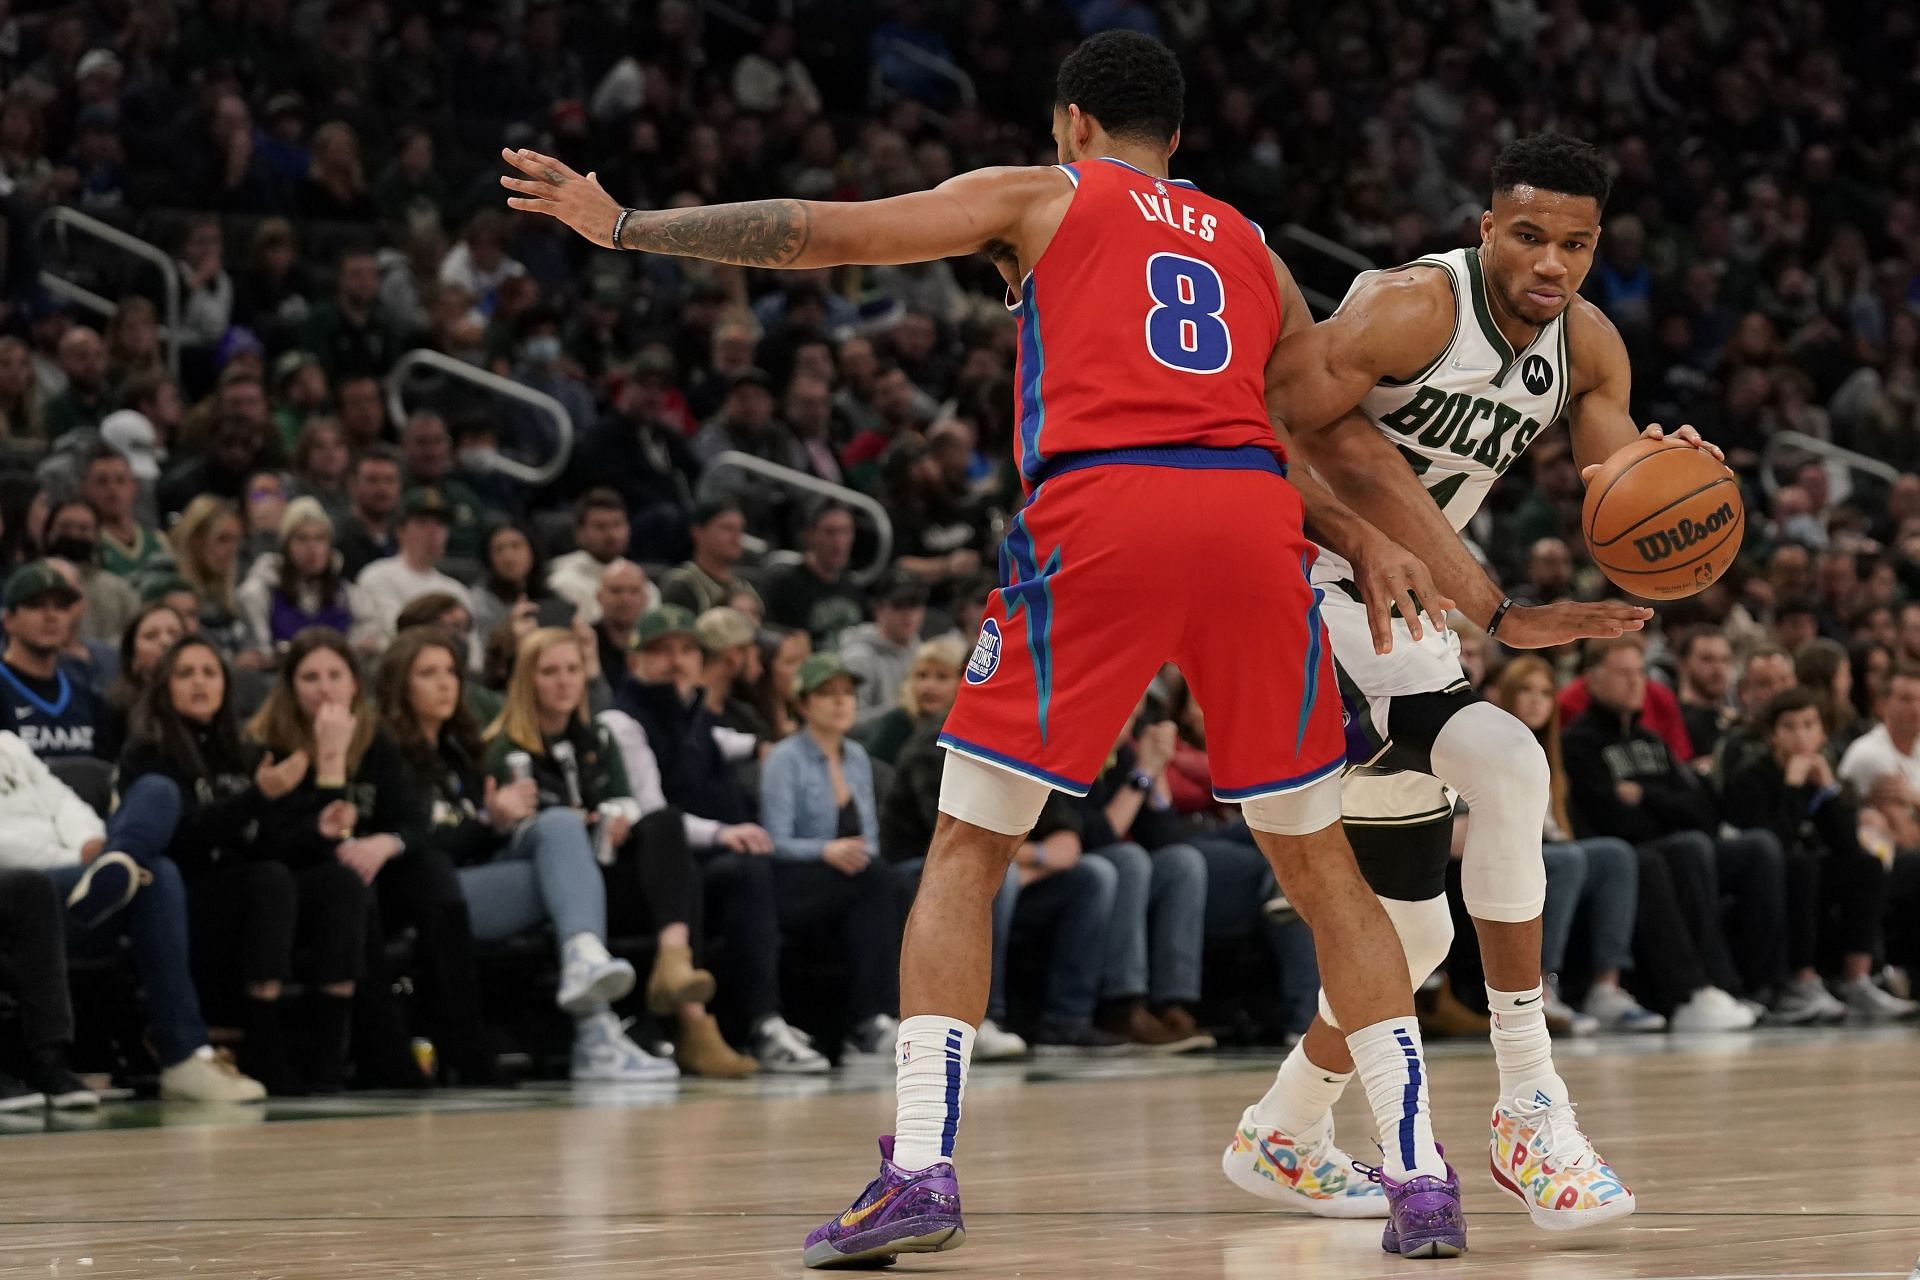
[1127,770,1154,793]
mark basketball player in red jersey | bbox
[506,31,1470,1265]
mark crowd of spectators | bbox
[0,0,1917,1105]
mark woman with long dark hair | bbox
[120,635,359,1094]
[100,601,187,761]
[469,519,558,646]
[246,627,459,1082]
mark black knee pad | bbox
[1345,812,1453,903]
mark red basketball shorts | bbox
[939,446,1344,799]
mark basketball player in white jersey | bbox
[1219,133,1729,1230]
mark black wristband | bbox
[1486,597,1515,638]
[611,208,634,250]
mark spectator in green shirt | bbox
[401,410,484,560]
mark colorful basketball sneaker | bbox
[802,1136,966,1270]
[1357,1153,1466,1258]
[1489,1095,1635,1230]
[1221,1105,1388,1218]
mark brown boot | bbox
[1096,998,1183,1047]
[647,944,717,1016]
[1151,1004,1217,1054]
[1418,975,1491,1039]
[676,1013,758,1078]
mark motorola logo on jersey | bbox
[1522,354,1554,395]
[966,618,1002,685]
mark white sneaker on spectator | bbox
[557,933,637,1016]
[1582,982,1666,1033]
[974,1018,1029,1061]
[1543,976,1598,1036]
[755,1016,830,1074]
[159,1046,267,1103]
[1770,976,1844,1025]
[843,1014,899,1058]
[1670,986,1758,1032]
[571,1013,679,1083]
[1738,997,1769,1024]
[1837,975,1920,1021]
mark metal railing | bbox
[1759,430,1902,496]
[38,206,181,377]
[705,450,894,586]
[697,0,764,37]
[1275,222,1374,318]
[383,349,574,486]
[870,36,977,109]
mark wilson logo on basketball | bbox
[1630,501,1736,564]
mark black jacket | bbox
[618,679,749,824]
[1563,704,1718,843]
[1723,752,1861,861]
[880,719,1078,863]
[255,729,429,868]
[119,729,268,875]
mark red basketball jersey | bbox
[1009,157,1285,488]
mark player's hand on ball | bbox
[501,149,622,248]
[1498,600,1652,649]
[1582,423,1730,482]
[1353,533,1454,654]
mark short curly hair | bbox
[1054,31,1184,146]
[1491,133,1612,210]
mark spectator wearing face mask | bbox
[40,498,138,645]
[509,308,595,460]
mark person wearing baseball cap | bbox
[1,562,98,760]
[696,606,764,738]
[349,487,474,655]
[757,648,899,1060]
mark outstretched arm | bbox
[501,147,1063,270]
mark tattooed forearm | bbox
[623,200,814,267]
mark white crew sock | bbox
[1487,984,1568,1108]
[1346,1017,1446,1182]
[892,1015,975,1171]
[1250,1038,1351,1138]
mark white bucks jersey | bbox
[1312,246,1572,582]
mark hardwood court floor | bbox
[1,1029,1917,1279]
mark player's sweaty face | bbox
[1482,189,1600,326]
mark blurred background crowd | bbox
[0,0,1915,1106]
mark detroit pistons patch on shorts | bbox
[966,619,1003,684]
[939,457,1344,798]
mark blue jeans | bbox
[1092,841,1207,1005]
[45,775,208,1067]
[1540,837,1639,976]
[458,808,608,959]
[989,856,1116,1026]
[1193,831,1320,1035]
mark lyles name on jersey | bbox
[1127,188,1219,242]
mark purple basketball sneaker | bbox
[802,1136,966,1270]
[1357,1153,1466,1259]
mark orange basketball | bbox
[1581,438,1745,600]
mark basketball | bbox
[1581,438,1745,599]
